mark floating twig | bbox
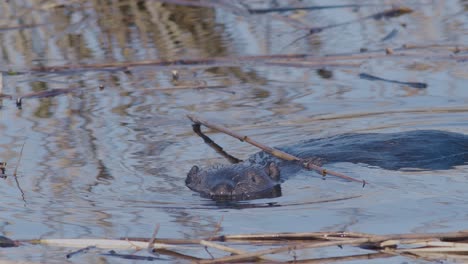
[66,246,96,259]
[0,23,48,32]
[148,224,160,256]
[187,114,366,185]
[16,87,81,108]
[287,7,413,47]
[359,73,427,88]
[248,4,387,14]
[101,250,164,261]
[380,29,399,42]
[308,7,413,34]
[13,141,27,204]
[141,85,228,93]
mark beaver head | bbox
[186,162,281,200]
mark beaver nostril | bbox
[212,183,235,195]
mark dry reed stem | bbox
[200,231,468,263]
[199,240,277,262]
[285,252,393,264]
[210,230,468,243]
[140,85,227,92]
[15,230,468,263]
[24,49,466,74]
[33,238,190,250]
[199,238,372,264]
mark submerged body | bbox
[186,130,468,200]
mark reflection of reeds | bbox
[0,0,266,110]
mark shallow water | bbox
[0,0,467,263]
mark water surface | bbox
[0,0,467,263]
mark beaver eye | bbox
[250,176,257,183]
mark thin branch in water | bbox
[247,4,388,14]
[187,114,366,185]
[66,245,96,259]
[101,250,164,261]
[213,216,224,236]
[16,87,80,108]
[285,7,413,48]
[359,73,427,89]
[15,84,106,108]
[204,245,214,259]
[192,124,242,164]
[13,141,27,205]
[148,224,160,256]
[0,23,48,32]
[141,85,228,93]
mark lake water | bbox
[0,1,467,263]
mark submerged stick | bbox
[359,73,427,89]
[187,114,365,185]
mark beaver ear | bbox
[186,166,200,185]
[188,166,199,176]
[265,162,280,181]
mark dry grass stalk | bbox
[32,238,190,250]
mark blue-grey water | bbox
[0,1,467,263]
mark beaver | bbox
[186,130,468,200]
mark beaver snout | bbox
[210,182,235,196]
